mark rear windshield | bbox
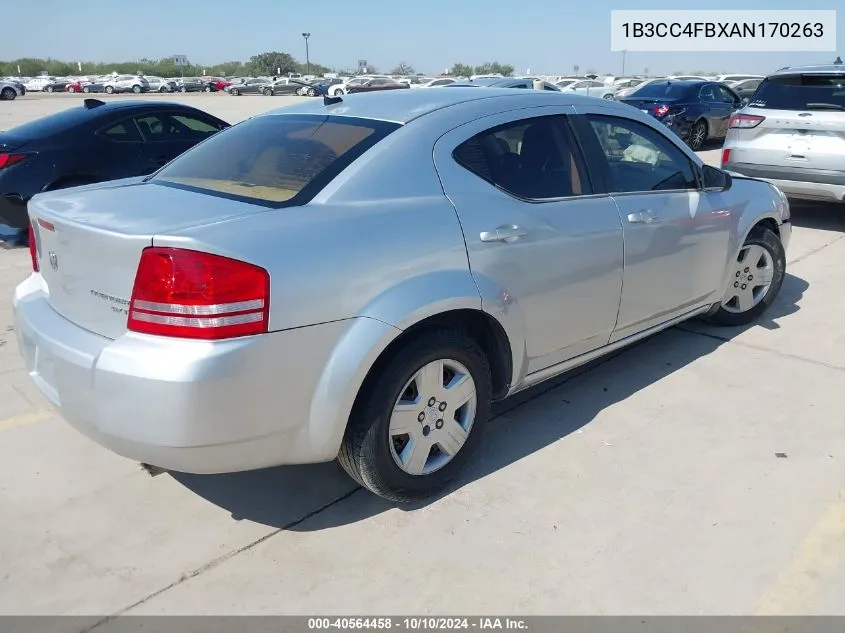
[629,82,695,99]
[750,74,845,110]
[151,114,400,206]
[9,106,97,138]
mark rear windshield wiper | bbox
[803,103,845,110]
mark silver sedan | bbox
[13,89,791,502]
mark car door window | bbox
[586,115,698,193]
[699,85,718,102]
[135,113,219,142]
[717,86,737,103]
[97,119,143,143]
[453,115,589,199]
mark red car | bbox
[210,79,232,91]
[64,81,85,93]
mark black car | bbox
[0,99,229,242]
[620,80,742,150]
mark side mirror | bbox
[702,164,732,191]
[741,97,750,106]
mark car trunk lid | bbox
[0,133,29,151]
[29,179,274,340]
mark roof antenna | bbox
[319,83,342,106]
[83,98,106,109]
[835,56,843,65]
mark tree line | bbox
[0,51,333,78]
[1,53,520,80]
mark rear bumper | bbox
[724,162,845,203]
[12,274,363,473]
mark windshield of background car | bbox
[749,74,845,110]
[629,82,695,99]
[151,115,401,206]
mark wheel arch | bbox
[307,279,521,461]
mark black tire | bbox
[67,86,76,93]
[0,87,15,100]
[263,88,272,96]
[180,86,187,93]
[704,226,786,327]
[83,86,91,93]
[45,86,53,93]
[307,87,316,97]
[338,329,492,503]
[204,86,212,92]
[132,85,141,94]
[159,86,167,92]
[688,119,707,150]
[231,88,240,96]
[105,86,114,94]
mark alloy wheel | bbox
[721,244,775,314]
[388,359,477,476]
[690,121,706,150]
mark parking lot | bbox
[2,92,845,621]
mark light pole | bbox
[302,33,311,76]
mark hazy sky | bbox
[5,0,843,75]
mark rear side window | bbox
[750,74,845,110]
[151,115,400,206]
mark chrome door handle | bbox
[479,225,528,243]
[627,210,659,224]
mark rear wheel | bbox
[0,87,15,100]
[132,85,141,93]
[263,88,272,96]
[688,119,707,150]
[307,87,316,97]
[704,226,785,327]
[204,85,212,92]
[180,85,187,93]
[83,86,91,93]
[67,86,76,93]
[45,86,54,93]
[105,86,115,94]
[338,329,492,503]
[159,86,167,92]
[230,87,240,96]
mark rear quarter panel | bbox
[151,119,480,334]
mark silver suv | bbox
[721,64,845,203]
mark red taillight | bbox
[653,105,670,117]
[28,224,39,272]
[0,153,28,170]
[127,247,270,340]
[729,114,765,129]
[721,148,731,166]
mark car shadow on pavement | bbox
[173,272,808,529]
[787,201,845,232]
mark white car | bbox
[23,76,56,91]
[103,75,150,94]
[559,79,615,100]
[143,76,175,92]
[329,76,391,96]
[418,77,457,88]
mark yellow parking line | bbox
[0,407,55,432]
[756,489,845,615]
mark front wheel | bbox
[0,87,15,100]
[132,85,141,93]
[159,86,167,92]
[338,329,492,503]
[263,88,272,96]
[704,226,786,327]
[45,86,53,93]
[105,86,114,94]
[204,86,212,92]
[230,88,240,96]
[83,86,91,93]
[332,87,343,96]
[67,86,76,93]
[307,87,316,97]
[180,86,187,93]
